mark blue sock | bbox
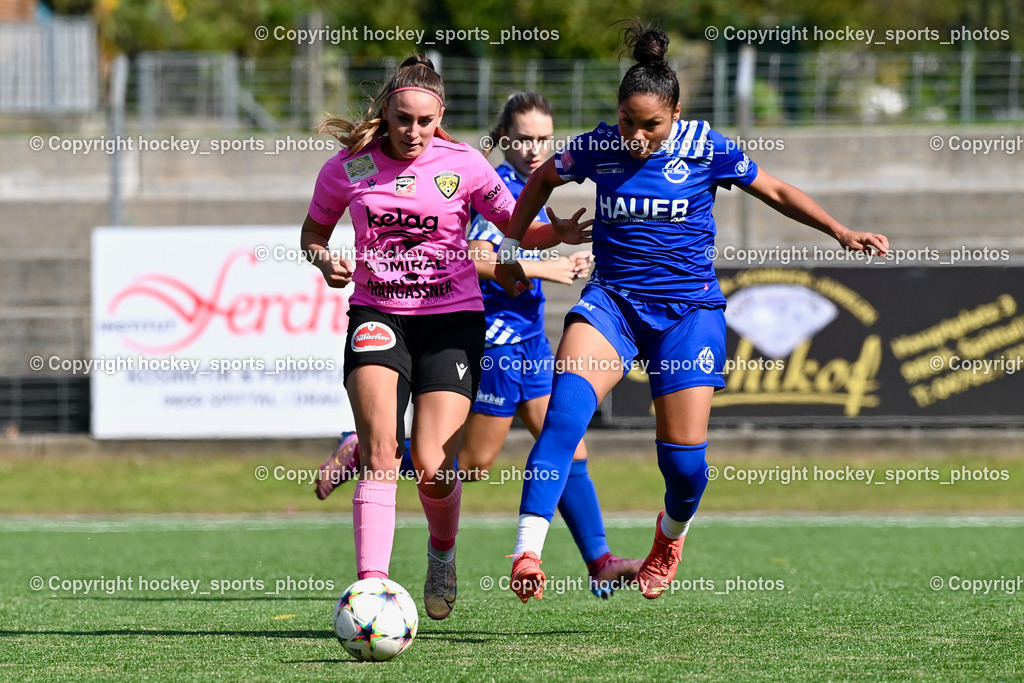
[557,459,610,564]
[520,372,598,521]
[400,438,458,476]
[400,438,414,476]
[657,440,709,522]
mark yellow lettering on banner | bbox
[956,314,1024,359]
[716,335,881,416]
[811,277,878,326]
[890,295,1016,359]
[900,347,955,383]
[780,342,816,393]
[845,335,882,416]
[897,294,1023,407]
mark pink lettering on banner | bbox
[107,248,349,354]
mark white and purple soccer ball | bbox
[333,578,418,662]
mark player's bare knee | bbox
[362,439,399,471]
[457,448,498,478]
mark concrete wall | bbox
[2,126,1022,374]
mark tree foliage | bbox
[49,0,1024,57]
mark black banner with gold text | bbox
[604,267,1024,426]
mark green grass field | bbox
[1,449,1022,514]
[1,445,1023,680]
[1,517,1022,681]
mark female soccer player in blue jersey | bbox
[499,21,890,602]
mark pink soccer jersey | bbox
[309,137,515,315]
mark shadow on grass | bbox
[0,627,587,642]
[415,628,588,644]
[47,595,329,602]
[0,628,334,638]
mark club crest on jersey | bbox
[344,154,379,183]
[697,346,715,374]
[395,175,416,196]
[433,171,461,199]
[662,158,690,184]
[350,322,396,352]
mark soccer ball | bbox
[333,578,418,662]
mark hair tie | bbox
[387,86,444,106]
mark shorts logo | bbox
[575,298,595,312]
[395,175,416,196]
[455,362,468,380]
[697,346,715,374]
[433,171,461,199]
[350,322,396,352]
[474,391,506,406]
[344,154,379,183]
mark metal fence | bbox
[115,50,1024,132]
[0,18,98,115]
[1,23,1021,130]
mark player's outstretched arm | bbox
[741,169,889,255]
[470,239,589,286]
[489,162,573,299]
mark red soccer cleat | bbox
[635,511,685,600]
[587,553,644,599]
[508,551,545,603]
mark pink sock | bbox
[353,480,397,579]
[419,478,461,552]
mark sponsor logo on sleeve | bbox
[350,321,396,352]
[734,155,751,176]
[482,184,503,202]
[312,199,342,219]
[344,154,380,183]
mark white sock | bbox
[660,512,691,540]
[428,540,455,562]
[513,514,550,556]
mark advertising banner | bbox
[92,226,354,438]
[606,267,1024,426]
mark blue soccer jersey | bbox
[468,161,549,345]
[554,120,758,306]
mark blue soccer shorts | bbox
[566,282,726,398]
[472,334,555,417]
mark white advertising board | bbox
[91,226,355,438]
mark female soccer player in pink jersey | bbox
[300,55,583,620]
